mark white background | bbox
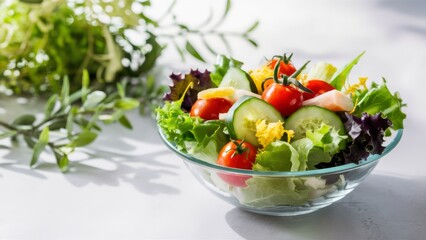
[1,0,425,239]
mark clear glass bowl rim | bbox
[158,126,403,177]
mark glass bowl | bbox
[159,127,403,216]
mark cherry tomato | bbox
[190,98,233,120]
[217,140,257,187]
[267,58,296,76]
[261,83,303,116]
[302,80,335,100]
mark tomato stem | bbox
[272,59,313,93]
[228,139,249,158]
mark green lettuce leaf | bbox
[188,120,228,163]
[330,51,365,90]
[305,124,348,155]
[353,80,406,129]
[210,55,243,87]
[253,141,300,172]
[291,138,331,170]
[234,177,310,207]
[156,100,200,152]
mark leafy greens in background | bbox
[0,0,259,171]
[0,0,258,97]
[0,71,139,172]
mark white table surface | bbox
[1,0,425,239]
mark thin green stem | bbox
[0,120,19,131]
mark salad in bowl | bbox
[156,52,405,216]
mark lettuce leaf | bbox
[305,124,348,155]
[156,100,200,152]
[234,176,340,207]
[317,112,392,168]
[163,69,212,112]
[353,80,406,129]
[210,55,243,87]
[291,138,331,170]
[234,177,310,207]
[188,120,228,163]
[330,51,365,90]
[253,141,300,172]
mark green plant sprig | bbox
[0,70,140,172]
[153,0,259,62]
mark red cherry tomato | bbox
[302,80,335,100]
[267,58,296,76]
[261,83,303,116]
[190,98,233,120]
[217,140,257,187]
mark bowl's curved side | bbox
[181,155,381,216]
[158,126,403,177]
[158,126,403,216]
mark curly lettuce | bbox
[163,69,212,112]
[317,112,392,168]
[352,80,406,129]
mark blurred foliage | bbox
[0,0,258,171]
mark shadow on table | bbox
[0,116,182,196]
[225,174,426,240]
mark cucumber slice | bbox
[219,67,258,93]
[284,106,345,140]
[226,96,283,147]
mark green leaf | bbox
[61,76,70,106]
[69,90,83,104]
[115,98,139,110]
[44,94,59,119]
[224,0,231,17]
[74,118,102,132]
[66,106,78,138]
[48,119,67,131]
[83,91,106,109]
[86,107,103,131]
[253,141,300,172]
[54,153,69,173]
[19,0,44,3]
[118,115,133,129]
[245,20,259,34]
[24,136,36,148]
[146,75,156,94]
[354,81,406,129]
[185,41,205,62]
[117,83,125,98]
[71,131,98,147]
[82,69,90,89]
[247,38,258,47]
[0,131,17,139]
[210,55,244,87]
[12,114,36,126]
[330,51,365,90]
[59,155,69,173]
[138,32,162,73]
[172,40,186,62]
[82,69,90,102]
[30,127,49,167]
[99,110,123,124]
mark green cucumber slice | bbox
[284,106,345,140]
[219,67,258,93]
[226,96,283,147]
